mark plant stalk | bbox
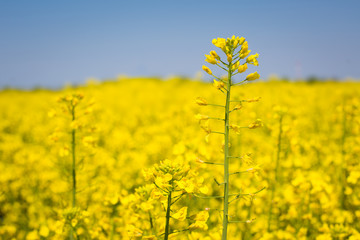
[71,106,77,208]
[222,64,232,240]
[70,106,76,240]
[164,191,172,240]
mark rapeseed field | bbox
[0,37,359,240]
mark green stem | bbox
[164,191,172,240]
[268,115,283,232]
[222,64,232,240]
[71,106,76,208]
[70,106,76,240]
[110,217,115,240]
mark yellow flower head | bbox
[227,54,232,63]
[213,79,224,90]
[240,41,251,59]
[195,114,209,121]
[246,72,260,81]
[172,207,188,221]
[231,61,240,70]
[238,37,246,45]
[195,97,208,106]
[246,53,259,66]
[210,50,220,60]
[202,65,212,75]
[240,41,248,53]
[248,119,263,129]
[238,63,248,73]
[205,54,218,64]
[212,37,226,48]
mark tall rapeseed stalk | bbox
[49,93,96,239]
[197,36,263,240]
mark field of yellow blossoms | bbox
[0,76,359,239]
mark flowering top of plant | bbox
[143,159,208,195]
[203,35,260,83]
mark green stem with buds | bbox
[164,191,172,240]
[222,63,232,240]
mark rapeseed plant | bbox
[135,159,209,239]
[198,36,263,239]
[268,106,287,232]
[49,92,96,239]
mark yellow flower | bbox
[155,174,172,189]
[189,221,208,231]
[195,97,208,106]
[205,54,218,64]
[347,171,360,184]
[140,201,153,211]
[246,53,259,66]
[82,136,96,148]
[230,124,241,134]
[246,165,261,173]
[202,65,212,75]
[238,63,248,73]
[239,41,251,59]
[248,119,263,129]
[213,79,224,89]
[240,50,251,59]
[199,185,209,194]
[233,104,242,111]
[177,178,195,193]
[227,54,232,63]
[246,72,260,81]
[26,231,39,240]
[189,211,209,231]
[195,114,209,121]
[150,188,164,199]
[39,225,50,237]
[172,207,188,221]
[231,61,240,70]
[239,37,245,45]
[194,211,209,221]
[212,38,226,48]
[71,219,78,227]
[109,194,119,205]
[210,50,220,60]
[247,97,261,102]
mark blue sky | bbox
[0,0,360,88]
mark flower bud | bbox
[195,114,209,121]
[248,119,263,129]
[213,79,224,89]
[245,72,260,81]
[210,50,220,60]
[202,65,212,75]
[238,63,248,73]
[205,54,218,64]
[246,53,259,66]
[227,54,232,63]
[195,97,208,106]
[239,37,245,45]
